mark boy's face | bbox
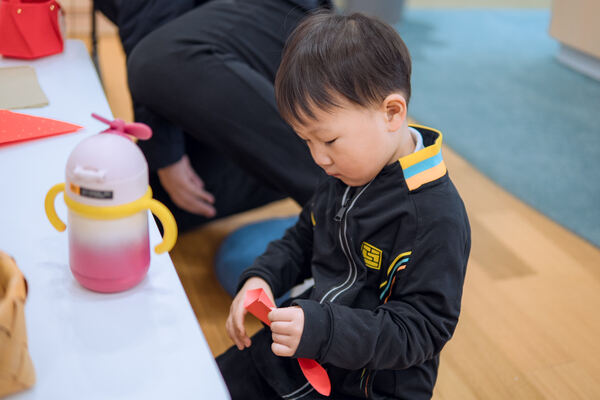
[292,98,404,187]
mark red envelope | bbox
[0,110,82,146]
[243,288,332,396]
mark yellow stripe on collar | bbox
[399,124,443,170]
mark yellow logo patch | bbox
[361,242,382,270]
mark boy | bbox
[217,11,471,400]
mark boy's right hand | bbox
[226,277,275,350]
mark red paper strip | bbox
[0,109,82,146]
[243,288,331,396]
[298,358,331,396]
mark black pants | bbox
[217,340,281,400]
[124,0,324,232]
[217,329,348,400]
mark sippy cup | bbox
[44,114,177,293]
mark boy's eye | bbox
[325,138,337,145]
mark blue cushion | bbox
[214,216,298,298]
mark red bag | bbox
[0,0,63,59]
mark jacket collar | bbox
[399,125,447,191]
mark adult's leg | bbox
[93,0,201,56]
[128,0,323,212]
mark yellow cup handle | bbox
[44,184,177,253]
[45,183,66,232]
[146,199,178,254]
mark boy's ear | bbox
[382,94,407,131]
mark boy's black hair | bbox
[275,12,412,126]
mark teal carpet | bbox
[397,9,600,247]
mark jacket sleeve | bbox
[237,201,315,298]
[134,105,187,172]
[293,212,471,370]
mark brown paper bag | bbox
[0,251,35,397]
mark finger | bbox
[230,297,250,349]
[233,307,250,347]
[175,177,215,206]
[270,321,294,335]
[172,195,213,217]
[226,309,246,350]
[170,195,198,216]
[271,332,294,347]
[185,180,215,204]
[172,190,216,217]
[271,342,294,357]
[225,315,244,350]
[160,165,214,206]
[179,158,214,203]
[269,307,300,322]
[187,167,206,189]
[187,198,216,217]
[179,187,216,215]
[167,191,193,212]
[160,181,196,210]
[194,187,216,205]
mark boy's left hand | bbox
[268,306,304,357]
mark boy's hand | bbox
[226,277,275,350]
[269,306,304,357]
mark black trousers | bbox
[217,339,281,400]
[217,329,355,400]
[125,0,324,232]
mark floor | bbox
[72,2,600,397]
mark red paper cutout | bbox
[243,288,332,396]
[0,110,82,146]
[298,358,331,396]
[243,288,274,326]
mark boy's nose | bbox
[313,150,333,168]
[307,143,332,167]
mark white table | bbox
[0,40,230,400]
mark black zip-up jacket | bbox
[238,126,471,399]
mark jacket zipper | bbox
[320,186,352,303]
[334,188,352,221]
[321,181,373,303]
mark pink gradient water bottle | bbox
[45,114,177,293]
